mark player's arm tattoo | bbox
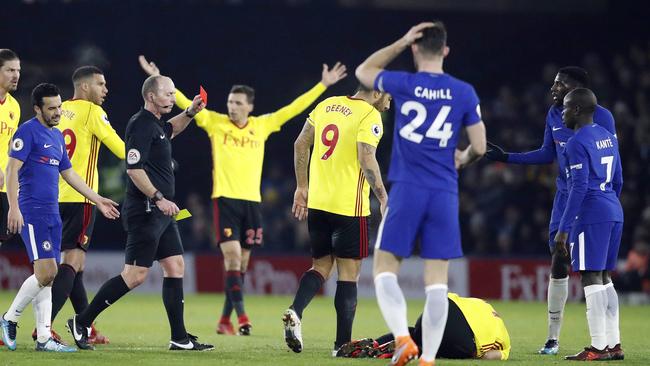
[358,142,387,201]
[294,121,315,188]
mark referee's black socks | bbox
[334,281,357,349]
[290,269,325,319]
[78,275,130,327]
[163,277,188,342]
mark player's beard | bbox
[45,115,60,127]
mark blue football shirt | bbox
[9,118,72,214]
[558,123,623,232]
[375,71,482,193]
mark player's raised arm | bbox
[292,120,315,220]
[356,22,434,89]
[263,63,346,135]
[167,94,205,138]
[496,122,556,164]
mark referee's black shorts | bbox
[123,207,183,268]
[307,209,370,259]
[413,298,476,358]
[60,202,96,252]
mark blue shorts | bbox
[20,213,62,263]
[548,190,568,248]
[375,183,462,259]
[569,221,622,272]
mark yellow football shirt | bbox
[57,99,125,203]
[175,82,327,202]
[306,96,383,217]
[0,93,20,193]
[448,293,511,360]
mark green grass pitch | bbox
[1,291,649,365]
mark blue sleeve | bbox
[558,141,589,232]
[612,153,623,197]
[9,126,33,162]
[374,70,408,94]
[507,121,556,164]
[462,86,481,126]
[58,133,72,171]
[596,107,617,137]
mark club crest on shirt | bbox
[224,228,232,238]
[42,240,52,251]
[11,138,23,151]
[9,111,15,120]
[127,149,141,164]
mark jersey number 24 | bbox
[399,101,453,147]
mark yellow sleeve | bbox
[356,108,383,147]
[175,89,225,134]
[260,82,327,138]
[88,106,125,159]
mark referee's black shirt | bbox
[124,108,175,206]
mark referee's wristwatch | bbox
[151,190,164,203]
[184,107,196,119]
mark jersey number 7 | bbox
[399,101,453,147]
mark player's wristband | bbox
[151,190,164,203]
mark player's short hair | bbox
[72,66,104,84]
[415,21,447,55]
[0,49,19,68]
[32,83,60,108]
[567,87,597,114]
[141,75,163,99]
[558,66,590,87]
[230,85,255,104]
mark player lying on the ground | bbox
[336,293,510,360]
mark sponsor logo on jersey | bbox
[127,149,141,164]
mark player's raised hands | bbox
[96,196,120,220]
[402,22,435,45]
[138,55,161,76]
[292,187,309,220]
[321,62,347,87]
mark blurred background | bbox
[1,0,649,299]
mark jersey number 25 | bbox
[399,101,453,147]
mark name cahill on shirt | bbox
[414,87,453,100]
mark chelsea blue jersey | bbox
[375,71,482,193]
[9,118,72,214]
[558,123,623,232]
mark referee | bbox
[68,75,213,351]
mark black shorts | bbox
[212,197,263,249]
[60,203,96,252]
[0,192,10,241]
[123,208,184,268]
[307,209,369,259]
[412,298,476,359]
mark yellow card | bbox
[175,209,192,221]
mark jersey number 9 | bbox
[62,129,77,159]
[321,124,339,160]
